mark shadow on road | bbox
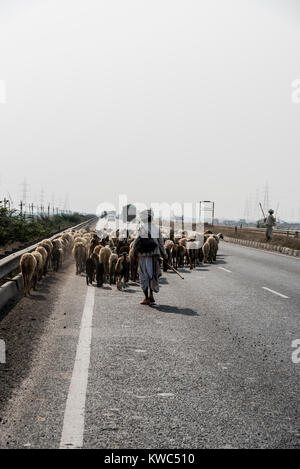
[152,304,198,316]
[124,288,138,293]
[0,259,75,417]
[29,293,47,301]
[159,277,169,284]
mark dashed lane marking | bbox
[60,286,95,449]
[217,267,232,273]
[262,287,289,299]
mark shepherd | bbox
[133,209,168,305]
[265,209,276,241]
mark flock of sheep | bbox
[163,230,224,270]
[19,225,224,297]
[20,231,74,296]
[71,226,224,289]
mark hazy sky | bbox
[0,0,299,220]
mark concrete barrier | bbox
[224,236,300,258]
[0,274,22,311]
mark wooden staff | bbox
[259,202,266,220]
[160,258,184,280]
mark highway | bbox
[0,242,299,449]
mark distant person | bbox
[265,209,276,241]
[133,209,168,305]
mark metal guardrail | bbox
[215,225,299,238]
[0,217,98,281]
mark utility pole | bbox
[7,192,14,210]
[40,189,45,214]
[21,179,29,215]
[63,193,70,213]
[3,197,10,210]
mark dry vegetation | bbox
[209,225,300,251]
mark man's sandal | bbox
[140,299,150,305]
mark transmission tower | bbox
[20,179,29,213]
[63,193,70,213]
[262,182,270,214]
[40,188,45,206]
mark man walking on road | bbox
[265,209,276,241]
[133,209,168,305]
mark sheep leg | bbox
[23,276,27,297]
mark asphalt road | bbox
[0,242,299,449]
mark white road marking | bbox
[60,287,95,449]
[217,267,232,273]
[262,287,289,299]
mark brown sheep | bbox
[86,255,97,285]
[176,244,186,268]
[39,239,53,253]
[207,236,218,262]
[35,246,48,274]
[119,245,129,255]
[74,236,88,246]
[99,246,112,281]
[58,236,69,257]
[186,240,197,270]
[31,251,44,289]
[171,243,178,268]
[96,261,104,287]
[38,240,52,273]
[163,240,173,271]
[128,247,139,282]
[52,239,63,271]
[116,239,129,256]
[72,242,87,275]
[61,233,73,255]
[211,233,223,259]
[179,237,187,247]
[20,253,37,296]
[115,253,130,290]
[93,245,102,256]
[86,251,104,287]
[202,240,210,263]
[109,253,118,284]
[195,240,204,264]
[88,234,100,257]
